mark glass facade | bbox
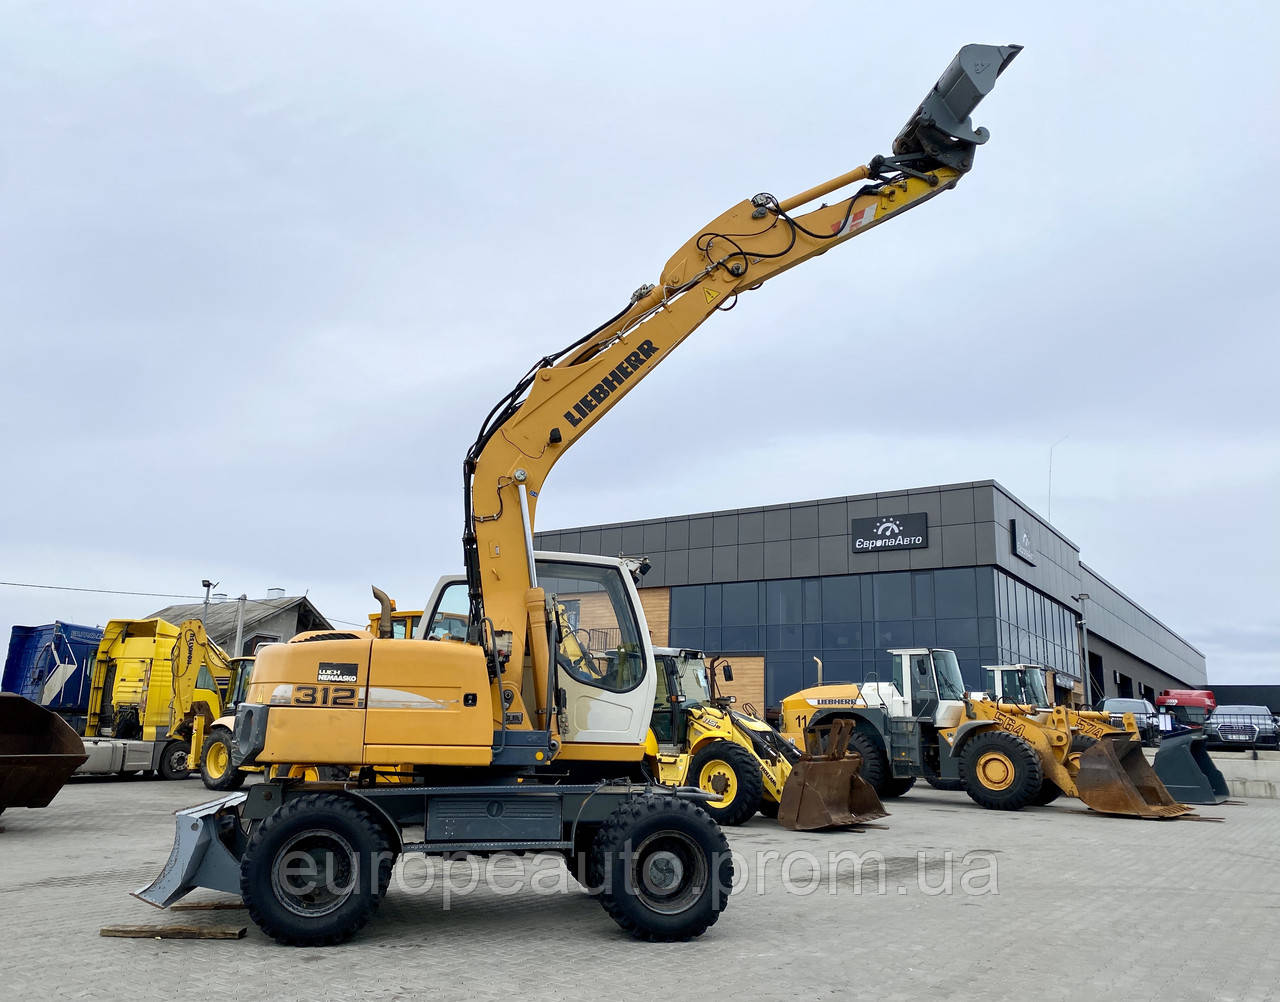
[668,567,1081,707]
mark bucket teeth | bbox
[778,719,888,830]
[1074,732,1191,819]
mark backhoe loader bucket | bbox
[0,693,88,812]
[1153,731,1229,805]
[1074,731,1192,818]
[133,792,248,908]
[777,719,887,831]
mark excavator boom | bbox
[464,44,1022,735]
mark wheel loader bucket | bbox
[1074,732,1192,818]
[1152,731,1229,805]
[133,792,248,908]
[0,693,88,811]
[777,719,888,831]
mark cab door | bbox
[910,652,939,718]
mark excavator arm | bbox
[463,43,1021,737]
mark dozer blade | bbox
[777,719,888,830]
[1074,732,1192,818]
[1153,731,1230,805]
[133,793,248,908]
[0,693,88,811]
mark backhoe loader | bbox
[137,42,1022,945]
[778,648,1194,817]
[985,663,1228,806]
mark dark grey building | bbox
[147,592,332,656]
[534,480,1205,711]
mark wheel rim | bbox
[975,751,1016,791]
[169,747,189,772]
[697,759,737,806]
[270,829,357,918]
[631,830,708,916]
[206,741,229,778]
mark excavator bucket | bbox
[893,43,1022,171]
[777,719,888,831]
[133,792,248,907]
[0,693,88,812]
[1074,731,1192,818]
[1153,731,1229,805]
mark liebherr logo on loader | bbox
[562,339,658,428]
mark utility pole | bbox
[233,594,248,658]
[201,579,218,627]
[1073,592,1092,707]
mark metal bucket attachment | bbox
[0,693,88,811]
[1074,732,1191,818]
[893,43,1022,171]
[133,792,249,908]
[1153,731,1229,805]
[778,719,888,831]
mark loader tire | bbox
[240,792,395,946]
[757,798,780,819]
[589,794,731,942]
[880,776,916,798]
[846,729,889,794]
[1031,781,1063,806]
[960,731,1044,811]
[688,741,763,827]
[158,741,192,781]
[926,777,967,792]
[200,727,245,791]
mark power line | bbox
[0,580,206,600]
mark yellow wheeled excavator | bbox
[137,43,1023,945]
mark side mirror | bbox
[722,665,735,683]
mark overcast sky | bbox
[1,2,1276,683]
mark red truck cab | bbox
[1156,689,1216,727]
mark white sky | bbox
[1,2,1277,682]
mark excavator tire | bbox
[879,776,916,798]
[157,741,192,781]
[960,731,1044,811]
[688,741,763,827]
[240,792,395,946]
[846,729,889,794]
[199,727,245,791]
[563,822,601,895]
[589,794,731,942]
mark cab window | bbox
[538,559,646,694]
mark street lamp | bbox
[1072,592,1092,706]
[201,579,218,627]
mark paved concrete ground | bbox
[2,776,1277,1002]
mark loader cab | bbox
[885,648,968,725]
[650,648,713,749]
[984,664,1051,709]
[223,656,256,711]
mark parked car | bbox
[1098,697,1161,747]
[1204,705,1280,751]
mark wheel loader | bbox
[985,663,1228,806]
[137,42,1023,945]
[778,648,1195,817]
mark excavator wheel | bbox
[239,792,395,946]
[589,794,731,942]
[157,741,192,781]
[959,731,1044,811]
[846,729,889,793]
[200,726,246,791]
[688,741,763,827]
[563,822,601,895]
[879,776,916,798]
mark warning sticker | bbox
[703,288,721,305]
[830,203,877,237]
